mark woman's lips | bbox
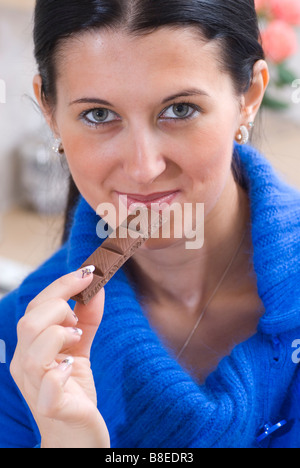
[117,191,180,209]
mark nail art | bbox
[59,356,74,371]
[72,265,95,279]
[81,265,95,279]
[72,311,79,322]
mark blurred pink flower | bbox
[255,0,268,13]
[269,0,300,25]
[261,20,298,63]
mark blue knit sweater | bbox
[0,144,300,448]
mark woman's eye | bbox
[160,103,200,121]
[81,108,119,126]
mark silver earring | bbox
[52,138,64,155]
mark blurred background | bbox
[0,0,299,298]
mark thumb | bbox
[72,288,105,358]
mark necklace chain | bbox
[176,229,248,360]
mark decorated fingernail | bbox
[59,356,74,371]
[72,311,79,322]
[73,265,95,279]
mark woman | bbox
[0,0,299,448]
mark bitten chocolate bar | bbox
[71,208,163,305]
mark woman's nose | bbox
[122,129,167,185]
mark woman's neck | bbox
[129,175,252,315]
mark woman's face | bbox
[37,28,247,248]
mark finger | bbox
[26,267,95,313]
[37,357,74,420]
[37,357,91,424]
[23,326,83,390]
[19,267,94,350]
[17,298,77,350]
[72,288,105,358]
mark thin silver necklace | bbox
[176,228,248,360]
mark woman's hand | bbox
[10,268,110,448]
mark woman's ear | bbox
[241,60,270,122]
[33,74,59,135]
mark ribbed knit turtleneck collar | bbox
[67,144,300,336]
[236,144,300,334]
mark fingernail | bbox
[72,265,95,279]
[72,311,79,322]
[71,327,83,336]
[59,356,74,371]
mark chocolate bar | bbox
[71,208,163,305]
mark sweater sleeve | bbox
[0,291,40,448]
[0,245,69,448]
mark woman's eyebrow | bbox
[69,98,114,107]
[161,88,210,104]
[69,88,210,107]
